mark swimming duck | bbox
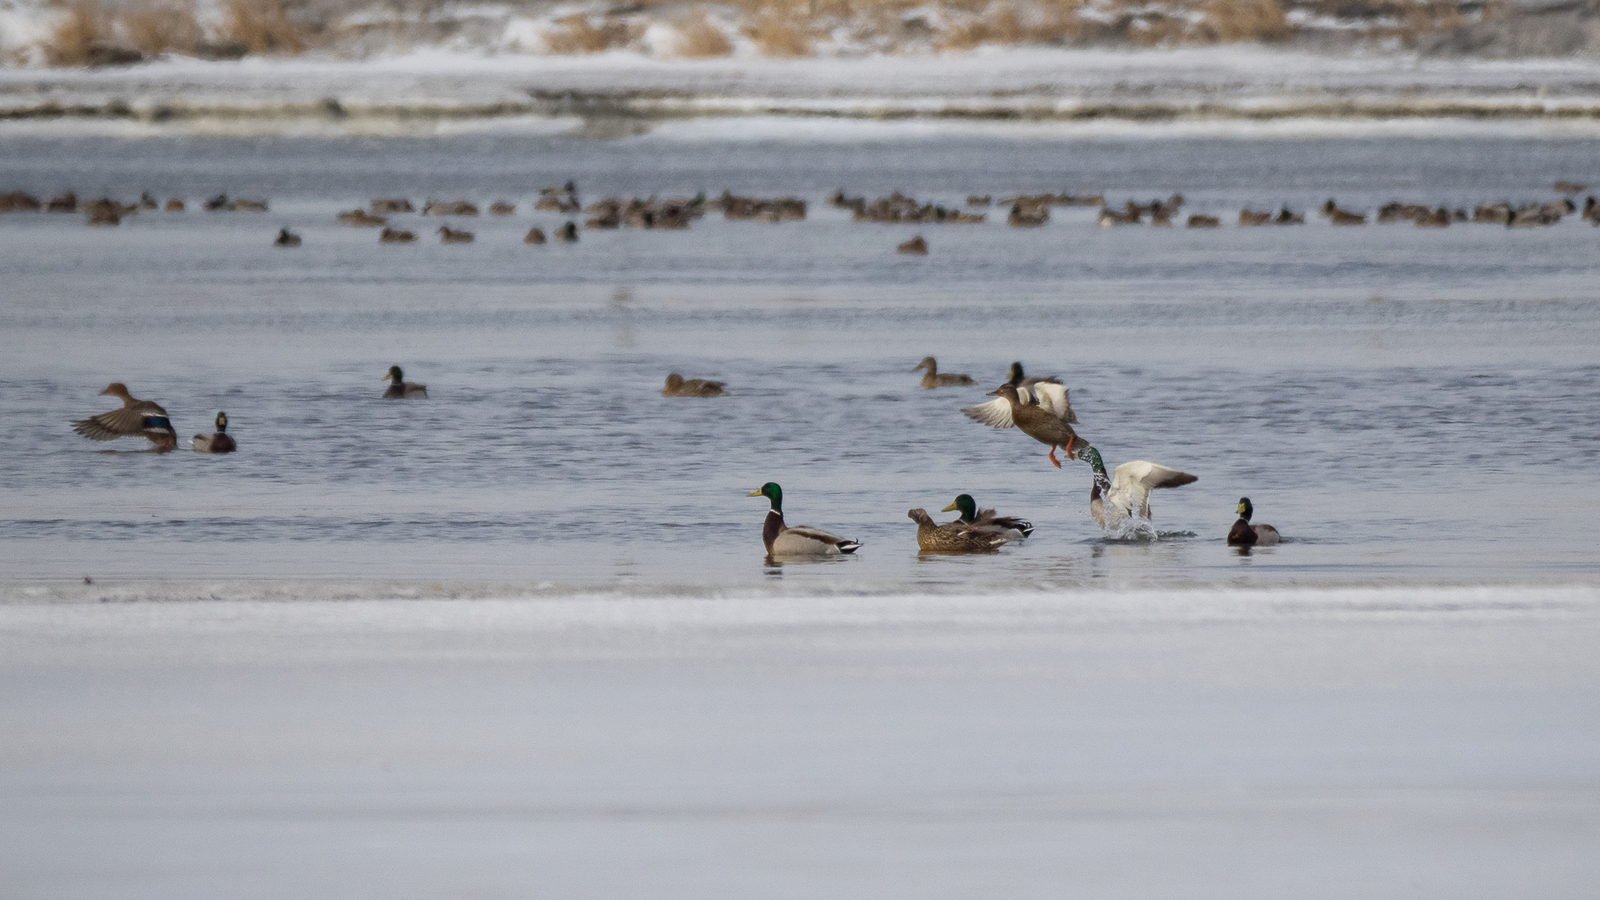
[524,227,546,244]
[1074,446,1196,529]
[1226,497,1280,546]
[963,382,1080,468]
[662,373,726,397]
[559,221,579,242]
[942,493,1032,540]
[191,411,237,453]
[897,236,928,255]
[437,225,474,243]
[383,366,428,399]
[908,508,1012,552]
[72,382,177,451]
[914,357,975,388]
[274,227,301,247]
[749,483,861,558]
[379,227,416,243]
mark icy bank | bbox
[7,47,1600,127]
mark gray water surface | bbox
[2,129,1597,592]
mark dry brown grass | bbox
[45,0,109,66]
[544,13,633,53]
[122,0,202,56]
[672,9,733,57]
[219,0,309,54]
[745,11,813,56]
[1204,0,1291,42]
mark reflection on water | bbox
[0,131,1598,592]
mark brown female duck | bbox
[72,382,177,451]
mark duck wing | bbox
[1022,382,1076,424]
[961,397,1014,428]
[773,526,861,556]
[1110,461,1197,519]
[73,407,152,440]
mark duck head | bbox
[986,383,1021,404]
[907,508,934,526]
[1007,362,1025,382]
[748,482,783,511]
[100,382,131,399]
[385,366,403,384]
[215,411,228,433]
[942,494,977,522]
[664,373,684,391]
[914,357,937,372]
[1237,497,1254,521]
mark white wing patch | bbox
[961,397,1015,429]
[1026,382,1076,423]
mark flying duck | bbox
[963,382,1081,468]
[72,382,177,451]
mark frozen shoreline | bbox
[8,47,1600,129]
[3,584,1598,898]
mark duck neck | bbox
[763,508,785,550]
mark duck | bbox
[1227,497,1280,546]
[337,209,387,227]
[1074,446,1196,529]
[72,382,177,451]
[662,373,726,397]
[383,366,428,399]
[749,483,860,558]
[524,227,546,244]
[908,508,1012,553]
[914,357,975,388]
[437,225,474,243]
[897,236,928,255]
[273,227,301,247]
[963,381,1080,468]
[942,493,1032,540]
[191,411,237,453]
[559,221,579,242]
[379,227,416,243]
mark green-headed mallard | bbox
[749,483,861,558]
[663,373,726,397]
[383,366,428,399]
[963,382,1080,468]
[1075,446,1196,529]
[942,493,1032,540]
[274,227,301,247]
[914,357,974,388]
[191,411,237,453]
[72,382,177,451]
[908,508,1012,552]
[1227,497,1280,546]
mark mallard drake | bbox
[942,494,1032,540]
[914,357,975,388]
[963,381,1080,468]
[192,411,237,453]
[749,483,861,558]
[383,366,428,399]
[1227,497,1280,546]
[274,227,301,247]
[72,382,177,451]
[559,221,579,242]
[1074,446,1196,529]
[908,508,1011,552]
[663,373,726,397]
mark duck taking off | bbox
[191,411,237,453]
[1227,497,1280,546]
[383,366,428,399]
[914,357,975,388]
[942,493,1033,540]
[749,483,861,558]
[1075,446,1196,529]
[72,383,177,451]
[963,382,1080,468]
